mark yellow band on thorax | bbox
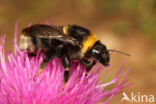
[63,26,69,35]
[81,33,98,53]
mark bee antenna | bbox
[107,49,130,56]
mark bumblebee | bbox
[19,24,129,80]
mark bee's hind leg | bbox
[41,46,63,68]
[41,49,56,68]
[33,47,63,79]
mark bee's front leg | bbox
[81,59,96,72]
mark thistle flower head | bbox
[0,23,131,104]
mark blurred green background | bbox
[0,0,156,103]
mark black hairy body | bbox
[19,24,110,81]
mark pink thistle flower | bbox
[0,23,131,104]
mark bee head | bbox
[91,41,110,66]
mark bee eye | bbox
[92,49,100,58]
[92,49,99,54]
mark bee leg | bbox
[81,59,96,72]
[28,52,37,57]
[61,48,71,82]
[41,47,63,68]
[61,55,71,69]
[34,48,62,78]
[64,70,69,83]
[62,55,71,82]
[44,49,57,62]
[41,49,56,68]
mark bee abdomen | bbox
[19,35,36,52]
[19,34,52,53]
[32,36,52,51]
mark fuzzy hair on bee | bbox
[19,24,112,81]
[19,35,36,53]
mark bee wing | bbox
[35,33,77,45]
[22,24,78,45]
